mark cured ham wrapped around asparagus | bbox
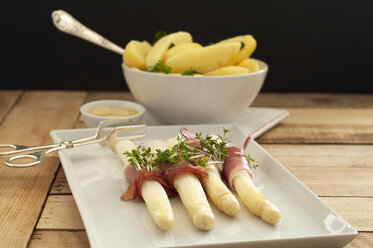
[223,136,281,225]
[114,139,175,231]
[147,140,215,231]
[178,128,240,216]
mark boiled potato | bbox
[238,58,260,72]
[142,40,152,51]
[165,42,241,73]
[165,42,202,61]
[123,40,152,70]
[146,31,192,67]
[219,35,256,65]
[205,66,249,76]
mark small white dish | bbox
[80,100,145,128]
[50,124,356,248]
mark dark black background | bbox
[2,0,373,92]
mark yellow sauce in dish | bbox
[88,106,139,117]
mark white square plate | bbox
[50,124,357,248]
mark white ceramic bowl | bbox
[122,59,267,124]
[80,100,145,128]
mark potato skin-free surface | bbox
[145,31,192,67]
[165,42,202,61]
[165,42,241,73]
[205,66,249,76]
[123,32,260,76]
[238,59,260,72]
[219,35,257,66]
[122,40,152,70]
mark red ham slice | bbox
[223,136,253,190]
[163,160,208,187]
[121,165,174,201]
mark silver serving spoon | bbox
[51,10,124,55]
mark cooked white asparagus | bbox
[201,165,240,216]
[140,180,174,230]
[151,139,215,230]
[233,173,281,225]
[173,173,215,230]
[167,136,239,216]
[115,139,174,231]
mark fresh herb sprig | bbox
[182,69,199,76]
[146,60,172,74]
[240,41,245,50]
[195,128,259,170]
[124,146,184,172]
[173,136,210,167]
[154,148,180,165]
[153,31,167,44]
[245,153,259,169]
[123,128,258,172]
[195,128,231,170]
[123,145,159,172]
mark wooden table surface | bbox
[0,90,372,248]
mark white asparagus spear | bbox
[167,136,239,216]
[173,173,215,230]
[152,139,215,230]
[233,173,281,225]
[201,165,240,216]
[115,139,174,231]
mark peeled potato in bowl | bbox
[122,31,260,76]
[165,42,241,73]
[122,40,152,70]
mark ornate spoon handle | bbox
[51,10,124,55]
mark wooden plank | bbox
[257,108,373,144]
[262,144,373,168]
[286,166,373,197]
[0,90,22,123]
[28,231,372,248]
[50,167,71,194]
[277,108,373,125]
[29,231,89,248]
[346,233,373,248]
[263,144,373,196]
[321,197,373,232]
[36,195,85,230]
[252,93,373,108]
[0,90,87,248]
[85,91,135,102]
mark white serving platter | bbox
[50,124,357,248]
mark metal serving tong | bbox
[0,119,145,168]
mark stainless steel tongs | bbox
[0,119,145,167]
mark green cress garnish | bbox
[195,127,259,170]
[153,31,168,44]
[123,145,159,172]
[195,127,230,170]
[245,154,259,169]
[173,136,210,167]
[240,41,245,50]
[123,128,259,172]
[182,69,199,76]
[146,60,172,74]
